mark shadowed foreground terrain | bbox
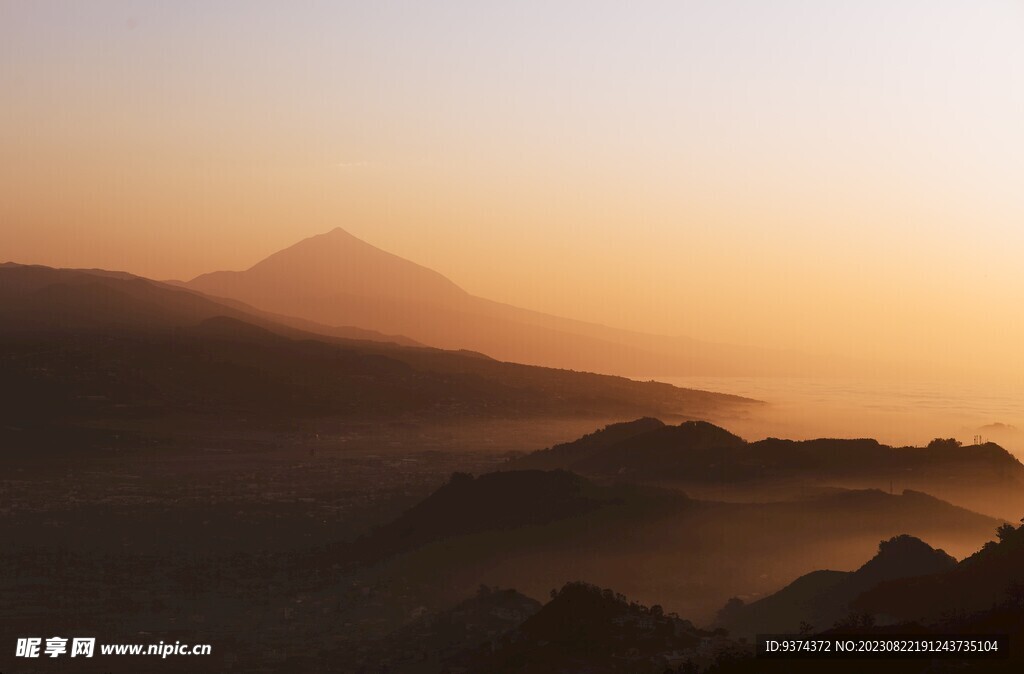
[1,441,1008,672]
[345,520,1024,673]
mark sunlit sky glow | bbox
[2,1,1023,381]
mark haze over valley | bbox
[4,2,1024,672]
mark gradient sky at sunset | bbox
[3,1,1023,380]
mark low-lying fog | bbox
[661,375,1024,459]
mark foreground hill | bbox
[853,518,1024,624]
[460,581,716,674]
[718,535,957,636]
[182,227,861,378]
[0,265,753,450]
[343,582,727,674]
[509,419,1024,519]
[714,524,1024,672]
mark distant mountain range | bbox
[179,227,862,378]
[506,419,1024,519]
[0,264,753,451]
[0,261,427,344]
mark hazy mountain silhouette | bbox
[505,417,666,471]
[0,265,756,450]
[180,227,860,378]
[358,475,999,566]
[572,421,746,476]
[515,421,1024,483]
[339,463,998,631]
[718,535,957,636]
[731,488,1001,545]
[188,227,467,307]
[466,581,708,673]
[352,470,688,562]
[0,262,418,345]
[507,420,1024,517]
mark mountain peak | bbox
[271,226,382,257]
[315,226,359,241]
[854,534,956,584]
[187,227,467,308]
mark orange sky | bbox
[2,1,1023,383]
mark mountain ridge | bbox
[1,265,757,450]
[0,262,420,346]
[179,227,870,378]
